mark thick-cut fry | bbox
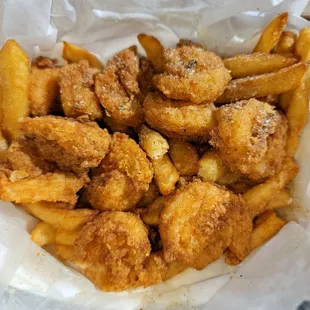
[31,221,56,246]
[141,196,167,226]
[152,154,179,195]
[63,41,103,69]
[295,27,310,61]
[243,157,299,218]
[138,34,164,72]
[0,40,30,141]
[198,151,227,182]
[264,189,292,211]
[284,85,309,156]
[216,62,309,103]
[138,124,169,160]
[168,139,199,176]
[253,12,288,53]
[55,230,78,246]
[223,53,298,78]
[55,244,75,261]
[137,182,159,207]
[274,31,297,53]
[251,211,286,250]
[23,202,99,231]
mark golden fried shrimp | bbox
[87,170,143,211]
[144,92,216,141]
[95,48,144,127]
[59,61,103,120]
[153,46,231,103]
[72,211,151,291]
[29,66,60,116]
[21,116,111,173]
[210,99,286,180]
[160,181,251,269]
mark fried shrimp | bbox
[160,181,252,269]
[153,46,231,104]
[90,133,153,211]
[144,92,215,141]
[59,60,103,120]
[21,116,111,173]
[210,99,286,180]
[72,211,151,291]
[95,48,144,127]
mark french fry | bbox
[0,40,30,141]
[63,41,103,69]
[137,34,164,72]
[55,230,78,246]
[31,221,56,246]
[284,85,309,156]
[264,189,292,211]
[198,151,227,182]
[251,211,286,250]
[23,202,99,231]
[216,62,309,104]
[0,130,7,152]
[168,139,199,176]
[152,154,179,195]
[223,53,298,78]
[274,31,297,53]
[243,157,299,218]
[138,124,169,160]
[55,244,75,261]
[253,12,288,53]
[295,27,310,61]
[137,182,159,207]
[141,196,167,226]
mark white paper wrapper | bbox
[1,0,310,309]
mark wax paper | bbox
[1,0,310,309]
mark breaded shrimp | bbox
[210,99,286,180]
[21,116,111,173]
[59,60,103,120]
[95,48,144,127]
[153,46,231,103]
[144,92,215,141]
[160,181,252,269]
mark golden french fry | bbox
[55,230,78,246]
[168,139,199,176]
[253,12,288,53]
[264,189,292,211]
[31,221,56,246]
[0,40,30,141]
[274,31,297,53]
[198,151,227,182]
[243,157,299,218]
[137,34,164,72]
[63,41,103,69]
[23,202,99,231]
[251,211,286,250]
[223,53,298,78]
[0,130,7,152]
[141,196,167,226]
[216,62,309,103]
[138,124,169,160]
[153,154,179,195]
[295,27,310,61]
[137,182,159,207]
[55,244,75,261]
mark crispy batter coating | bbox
[176,39,204,49]
[160,181,251,269]
[59,61,103,120]
[153,46,231,103]
[30,66,60,116]
[73,211,151,291]
[90,133,153,210]
[210,99,286,180]
[21,116,111,173]
[144,92,216,141]
[95,48,144,127]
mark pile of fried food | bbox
[0,12,308,292]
